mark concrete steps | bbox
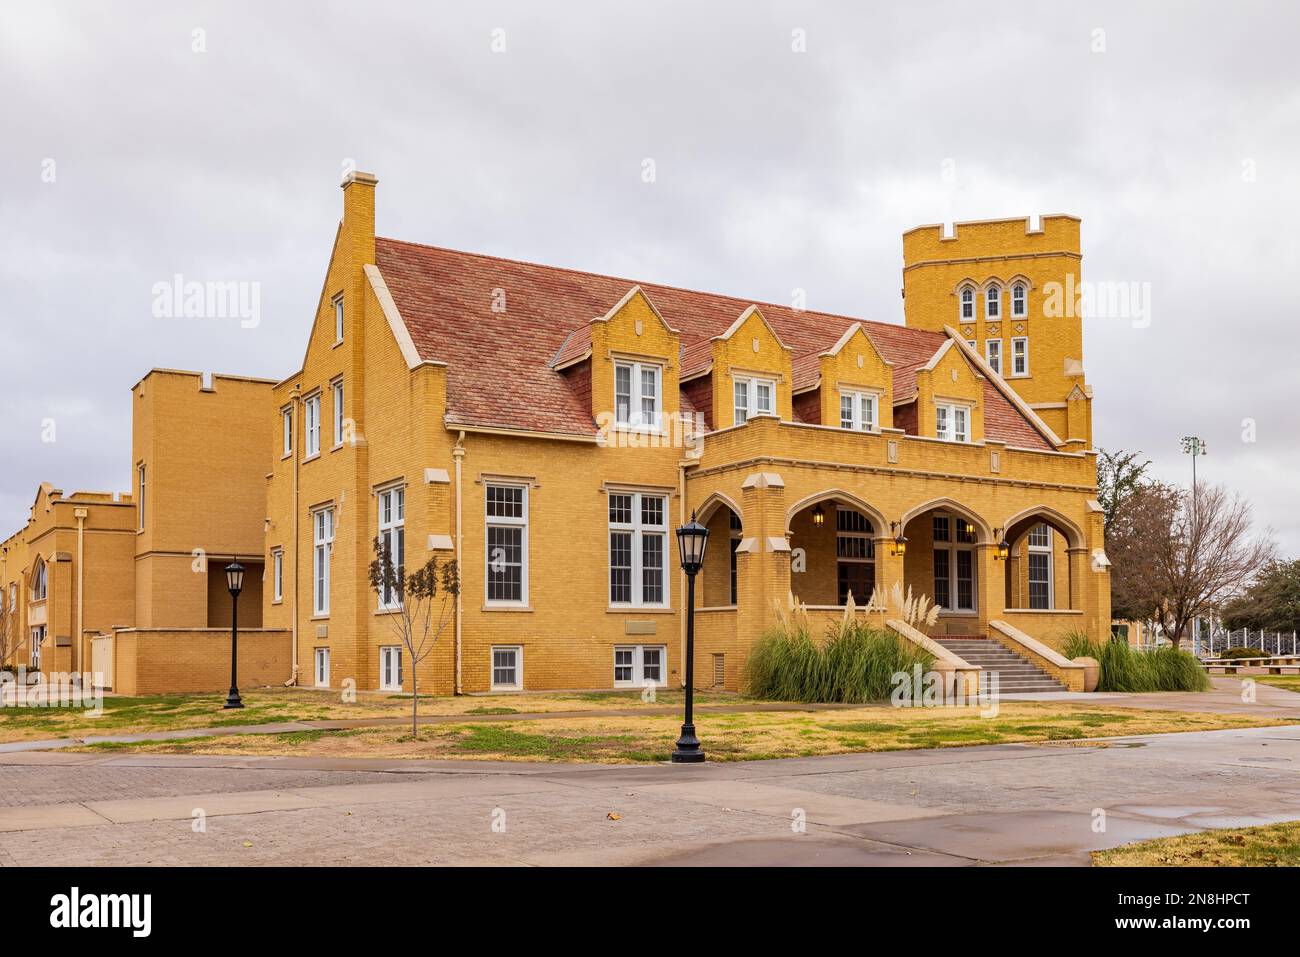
[935,637,1068,693]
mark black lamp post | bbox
[224,561,245,709]
[672,512,709,763]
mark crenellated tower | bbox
[901,215,1092,448]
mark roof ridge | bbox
[375,235,938,342]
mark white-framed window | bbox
[136,464,146,531]
[304,392,321,457]
[838,390,877,432]
[331,379,344,447]
[1011,282,1027,318]
[935,402,971,443]
[1027,523,1054,609]
[985,283,1001,319]
[30,625,45,669]
[314,648,330,687]
[932,515,976,612]
[31,558,47,601]
[959,286,975,321]
[485,483,527,605]
[985,339,1002,376]
[608,491,668,607]
[333,295,344,343]
[377,486,406,610]
[614,360,662,430]
[613,645,667,688]
[281,407,293,456]
[1011,337,1029,377]
[491,646,522,690]
[312,506,334,616]
[379,645,403,691]
[272,549,283,603]
[733,375,775,425]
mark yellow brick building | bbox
[0,370,281,690]
[262,174,1110,697]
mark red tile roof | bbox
[374,237,1053,449]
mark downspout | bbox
[286,386,302,686]
[678,460,687,689]
[453,430,466,694]
[74,508,86,675]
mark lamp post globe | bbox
[224,561,244,709]
[672,513,709,763]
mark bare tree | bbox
[0,592,22,670]
[368,538,460,738]
[1111,481,1274,642]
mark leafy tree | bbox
[1221,558,1300,633]
[1096,448,1150,536]
[368,538,460,738]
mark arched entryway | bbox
[899,499,992,622]
[999,507,1085,611]
[786,491,888,608]
[696,494,743,608]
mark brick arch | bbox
[900,497,993,544]
[1001,505,1085,550]
[695,491,743,529]
[784,489,888,538]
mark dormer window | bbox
[985,284,1001,319]
[614,360,662,430]
[1011,282,1027,318]
[839,390,877,432]
[935,402,971,443]
[733,375,775,425]
[959,287,974,321]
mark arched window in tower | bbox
[959,286,974,321]
[31,558,47,601]
[985,283,1001,319]
[1011,282,1027,318]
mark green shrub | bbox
[1062,631,1210,693]
[1216,646,1268,660]
[744,621,933,703]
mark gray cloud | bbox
[1,1,1297,551]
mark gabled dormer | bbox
[589,286,681,435]
[815,323,894,432]
[710,306,793,429]
[914,339,984,443]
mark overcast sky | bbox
[2,1,1297,553]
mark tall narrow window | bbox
[985,339,1002,376]
[835,508,875,606]
[608,491,668,607]
[272,549,283,602]
[334,295,344,343]
[304,393,321,457]
[332,379,345,447]
[31,558,48,601]
[485,484,527,605]
[136,464,146,531]
[932,513,976,611]
[959,286,974,320]
[728,511,742,605]
[1011,282,1027,318]
[282,408,293,456]
[733,375,775,425]
[313,507,334,616]
[379,646,403,691]
[985,284,1001,319]
[838,390,877,431]
[1027,523,1053,609]
[314,648,330,687]
[1011,337,1029,376]
[377,486,406,609]
[614,361,662,430]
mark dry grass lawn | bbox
[1094,820,1300,866]
[65,702,1288,763]
[0,686,752,743]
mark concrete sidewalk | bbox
[1,722,1298,865]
